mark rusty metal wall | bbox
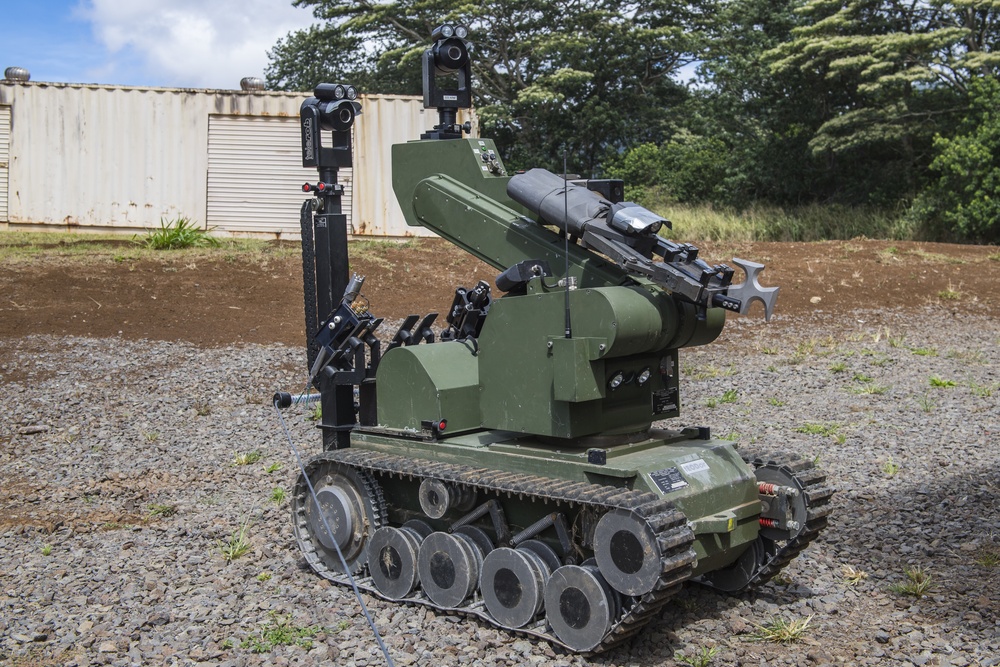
[0,82,461,237]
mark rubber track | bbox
[293,449,698,654]
[733,451,835,590]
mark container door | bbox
[206,114,353,237]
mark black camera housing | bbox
[421,25,473,140]
[300,83,362,168]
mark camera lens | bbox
[339,107,353,125]
[447,45,462,61]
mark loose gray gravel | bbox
[1,304,997,667]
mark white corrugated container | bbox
[0,105,9,222]
[0,82,458,237]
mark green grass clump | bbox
[794,422,839,437]
[881,455,900,476]
[841,564,869,586]
[889,565,933,598]
[675,646,720,667]
[909,347,937,357]
[270,487,286,504]
[148,503,177,518]
[233,450,263,466]
[218,517,253,563]
[243,613,324,653]
[829,361,847,373]
[41,544,53,556]
[976,545,1000,568]
[929,376,956,388]
[138,217,220,250]
[265,462,283,474]
[751,615,813,643]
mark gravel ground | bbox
[1,305,998,667]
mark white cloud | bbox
[81,0,316,88]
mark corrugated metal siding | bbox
[0,82,306,229]
[206,115,351,235]
[354,98,474,237]
[0,106,9,221]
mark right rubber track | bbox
[292,448,698,654]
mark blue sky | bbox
[0,0,316,89]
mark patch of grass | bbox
[970,382,997,398]
[256,571,273,582]
[946,349,986,364]
[909,347,937,357]
[886,332,906,348]
[929,376,956,388]
[243,613,324,653]
[690,364,736,380]
[138,217,220,250]
[218,517,253,563]
[143,431,160,443]
[265,462,283,474]
[937,283,962,300]
[719,432,741,441]
[853,372,873,383]
[829,361,848,373]
[988,251,1000,262]
[917,394,935,413]
[761,346,779,355]
[309,404,322,421]
[41,544,53,556]
[889,565,933,598]
[908,249,965,264]
[675,646,720,667]
[193,400,212,416]
[841,564,869,586]
[767,397,786,407]
[882,455,901,476]
[720,389,738,404]
[233,450,263,466]
[148,503,177,518]
[851,382,890,395]
[270,487,286,504]
[975,545,1000,568]
[705,398,718,408]
[751,615,813,644]
[794,422,839,437]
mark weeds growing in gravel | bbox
[265,462,283,474]
[929,376,956,388]
[219,517,253,563]
[675,646,719,667]
[138,217,220,250]
[795,422,839,437]
[970,382,997,398]
[975,544,1000,568]
[829,361,847,373]
[910,347,937,357]
[882,456,901,476]
[851,382,890,395]
[256,571,272,582]
[270,487,286,503]
[841,564,869,586]
[937,283,962,300]
[890,566,933,597]
[751,615,812,643]
[193,400,212,416]
[143,431,160,442]
[243,613,323,653]
[309,404,322,421]
[148,503,177,518]
[233,450,263,466]
[918,394,935,413]
[41,544,52,556]
[767,397,786,406]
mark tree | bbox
[766,1,1000,181]
[266,0,700,175]
[909,76,1000,242]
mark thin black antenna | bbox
[563,149,572,339]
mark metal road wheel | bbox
[543,564,619,652]
[292,460,384,575]
[368,526,424,600]
[593,508,662,596]
[417,530,487,608]
[481,544,554,628]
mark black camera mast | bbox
[421,24,473,140]
[298,83,365,448]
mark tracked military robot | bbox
[277,25,832,653]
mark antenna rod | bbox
[563,149,572,339]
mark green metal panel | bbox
[376,341,481,433]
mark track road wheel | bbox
[593,508,664,596]
[292,458,385,575]
[544,564,621,652]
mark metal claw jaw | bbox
[726,258,779,322]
